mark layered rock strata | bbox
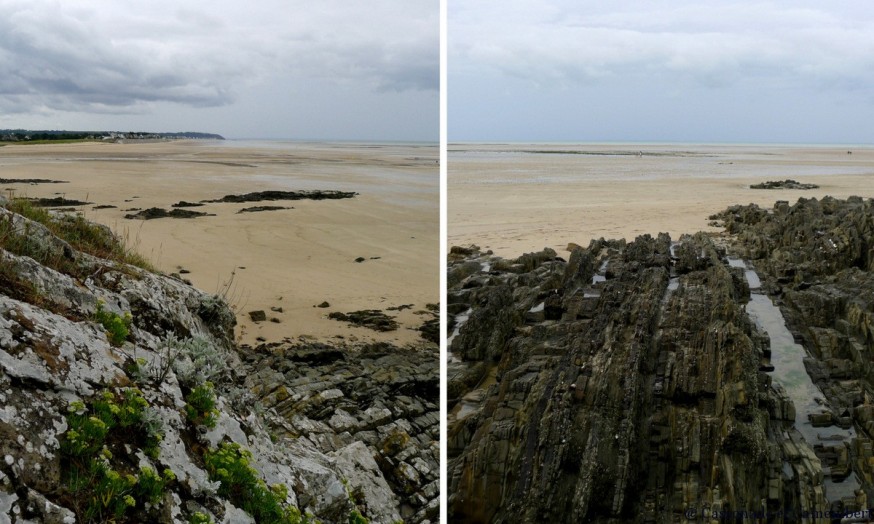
[713,196,874,506]
[448,234,832,522]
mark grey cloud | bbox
[451,1,874,91]
[0,4,242,112]
[0,0,437,117]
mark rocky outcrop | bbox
[0,178,67,185]
[0,199,437,523]
[328,310,400,332]
[750,179,820,190]
[243,342,440,523]
[124,207,215,220]
[202,190,357,203]
[448,235,829,522]
[713,196,874,505]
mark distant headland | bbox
[0,129,224,143]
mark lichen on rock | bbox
[0,199,437,523]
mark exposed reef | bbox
[447,220,862,521]
[124,207,215,220]
[750,179,820,190]
[202,191,357,204]
[713,196,874,495]
[0,178,68,185]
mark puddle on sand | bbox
[740,262,860,501]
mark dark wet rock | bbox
[271,306,283,313]
[124,207,214,220]
[237,205,290,213]
[248,310,267,322]
[91,204,117,210]
[0,178,67,184]
[418,318,439,345]
[202,190,357,203]
[317,302,330,308]
[447,237,831,522]
[354,257,366,263]
[750,179,820,190]
[28,197,91,207]
[328,310,399,332]
[387,304,414,311]
[714,196,874,503]
[450,245,478,256]
[171,201,206,207]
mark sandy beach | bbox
[0,140,438,347]
[449,143,874,256]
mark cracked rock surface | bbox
[0,200,438,523]
[447,232,832,522]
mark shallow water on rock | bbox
[741,262,860,501]
[447,308,470,358]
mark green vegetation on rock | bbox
[184,381,220,429]
[61,389,169,523]
[2,197,154,272]
[204,442,304,524]
[93,300,133,346]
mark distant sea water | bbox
[186,139,439,205]
[215,139,437,149]
[448,142,874,184]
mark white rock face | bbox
[331,441,404,524]
[0,204,433,523]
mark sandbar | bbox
[449,143,874,256]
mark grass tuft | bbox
[2,197,155,273]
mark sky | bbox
[450,1,874,144]
[0,0,438,141]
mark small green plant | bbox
[64,389,161,458]
[84,463,138,522]
[185,382,220,429]
[94,300,132,346]
[343,479,370,524]
[136,466,173,505]
[139,407,165,459]
[204,442,303,524]
[61,389,171,523]
[188,512,214,524]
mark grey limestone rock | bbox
[0,201,434,523]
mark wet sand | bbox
[449,143,874,256]
[0,140,438,346]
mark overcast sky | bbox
[0,0,438,140]
[450,1,874,144]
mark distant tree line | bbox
[0,130,224,141]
